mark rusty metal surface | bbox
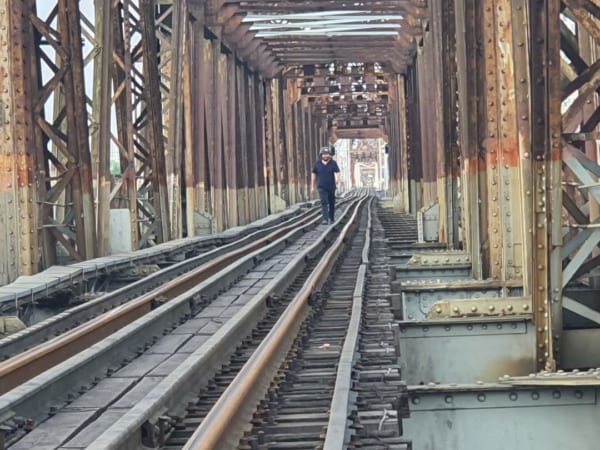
[181,197,367,449]
[0,199,357,447]
[0,207,323,394]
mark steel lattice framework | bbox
[0,0,599,371]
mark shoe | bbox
[322,220,328,225]
[328,219,334,224]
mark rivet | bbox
[574,391,583,399]
[509,392,518,401]
[412,396,421,404]
[531,392,540,400]
[477,393,486,402]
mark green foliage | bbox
[110,160,121,176]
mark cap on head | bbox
[320,146,331,155]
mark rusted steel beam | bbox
[396,74,411,212]
[441,0,460,248]
[195,12,212,222]
[61,0,96,260]
[0,0,37,284]
[225,53,239,227]
[213,37,227,231]
[217,1,422,71]
[427,0,449,243]
[416,42,437,209]
[93,0,114,255]
[112,0,139,250]
[256,76,269,217]
[247,72,259,221]
[453,0,482,277]
[159,0,186,239]
[405,64,423,213]
[563,0,600,42]
[282,78,298,204]
[139,0,171,243]
[183,14,196,237]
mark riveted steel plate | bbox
[406,252,472,266]
[396,318,536,384]
[396,282,524,321]
[425,296,532,320]
[403,386,600,450]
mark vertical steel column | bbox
[473,0,527,283]
[430,0,449,243]
[139,0,170,243]
[453,0,560,368]
[236,63,249,224]
[416,47,436,208]
[387,74,411,212]
[406,65,423,213]
[441,0,460,248]
[93,0,113,255]
[156,0,186,239]
[0,0,36,284]
[529,0,561,370]
[294,101,306,200]
[282,78,297,204]
[255,75,268,218]
[273,78,287,208]
[112,0,139,250]
[454,0,483,278]
[213,39,226,231]
[183,11,195,237]
[225,53,239,228]
[247,71,259,222]
[196,15,212,222]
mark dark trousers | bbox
[318,188,336,221]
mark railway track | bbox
[159,199,412,450]
[0,198,359,396]
[2,195,366,449]
[0,203,314,319]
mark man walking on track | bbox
[311,146,341,225]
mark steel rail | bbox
[182,196,369,450]
[0,206,325,395]
[78,195,367,450]
[0,203,316,314]
[0,196,360,443]
[323,198,372,449]
[0,206,317,360]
